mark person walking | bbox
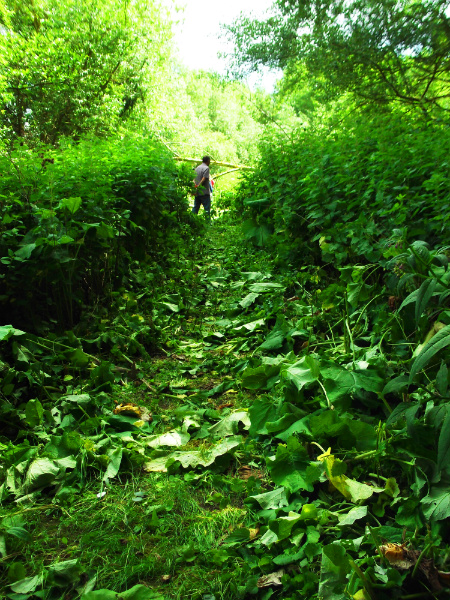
[192,155,211,216]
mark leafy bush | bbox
[236,115,450,266]
[0,134,196,331]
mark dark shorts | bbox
[192,194,211,214]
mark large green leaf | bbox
[248,397,279,435]
[144,437,242,472]
[267,436,321,493]
[415,278,438,324]
[322,364,384,402]
[59,196,82,214]
[248,282,285,293]
[82,585,165,599]
[0,325,26,341]
[318,543,351,600]
[23,458,61,493]
[103,447,123,481]
[249,487,289,510]
[10,574,43,594]
[145,429,190,448]
[409,324,450,382]
[421,483,450,521]
[208,410,250,437]
[25,399,44,428]
[283,356,320,390]
[15,244,36,259]
[6,527,31,542]
[242,363,281,390]
[239,292,260,308]
[268,512,302,541]
[337,506,368,526]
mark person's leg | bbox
[192,196,202,214]
[202,195,211,215]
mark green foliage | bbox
[236,114,450,266]
[1,0,173,142]
[2,219,450,599]
[0,134,195,330]
[143,69,266,166]
[227,0,450,114]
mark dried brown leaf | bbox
[257,570,284,588]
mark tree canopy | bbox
[226,0,450,114]
[0,0,173,143]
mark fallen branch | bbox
[173,157,253,170]
[213,168,243,180]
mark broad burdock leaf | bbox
[25,399,44,428]
[319,452,382,502]
[103,447,123,481]
[249,487,289,510]
[249,397,279,435]
[260,329,286,351]
[268,513,303,541]
[267,436,321,492]
[0,325,25,341]
[242,364,281,390]
[144,436,242,472]
[421,483,450,521]
[318,543,351,600]
[283,356,320,391]
[59,196,82,214]
[23,458,61,493]
[145,429,190,448]
[208,410,250,437]
[322,365,383,404]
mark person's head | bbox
[203,156,211,165]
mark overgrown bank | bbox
[3,113,450,599]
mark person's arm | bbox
[195,176,206,189]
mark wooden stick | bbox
[173,157,253,170]
[213,168,243,180]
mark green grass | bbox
[1,473,255,598]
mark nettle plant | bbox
[237,115,450,268]
[0,136,195,331]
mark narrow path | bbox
[1,220,293,600]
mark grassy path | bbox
[1,221,287,600]
[4,218,444,600]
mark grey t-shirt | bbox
[195,162,210,196]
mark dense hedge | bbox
[0,135,196,331]
[236,116,450,265]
